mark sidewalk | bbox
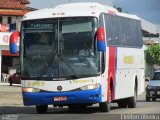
[0,84,23,106]
[0,82,10,86]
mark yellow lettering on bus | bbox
[28,82,32,87]
[32,82,36,86]
[27,81,45,87]
[73,79,92,84]
[41,82,45,86]
[124,56,134,64]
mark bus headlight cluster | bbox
[22,87,40,93]
[80,83,100,90]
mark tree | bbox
[145,44,160,65]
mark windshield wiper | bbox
[58,54,79,79]
[40,53,57,78]
[40,53,79,79]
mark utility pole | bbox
[158,33,160,44]
[113,0,115,7]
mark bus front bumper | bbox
[22,87,102,106]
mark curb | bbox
[0,82,21,87]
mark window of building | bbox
[8,17,12,24]
[0,16,2,24]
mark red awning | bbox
[0,10,29,16]
[2,50,19,56]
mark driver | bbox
[79,42,94,56]
[39,33,49,45]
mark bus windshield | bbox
[20,17,99,79]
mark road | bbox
[0,84,160,120]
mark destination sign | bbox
[29,23,54,29]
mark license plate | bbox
[54,96,67,101]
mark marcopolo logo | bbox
[57,85,62,91]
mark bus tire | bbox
[128,85,137,108]
[99,102,110,112]
[99,83,112,112]
[36,105,48,114]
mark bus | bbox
[9,2,144,113]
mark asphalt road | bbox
[1,102,160,120]
[0,84,160,120]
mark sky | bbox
[28,0,160,25]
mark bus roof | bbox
[22,2,140,21]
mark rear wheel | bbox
[128,85,137,108]
[36,105,48,114]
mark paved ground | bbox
[1,82,160,120]
[0,84,23,106]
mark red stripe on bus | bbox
[107,47,116,101]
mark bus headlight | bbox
[147,85,154,90]
[22,87,40,93]
[80,83,100,90]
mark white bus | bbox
[10,3,144,113]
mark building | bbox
[141,18,160,45]
[0,0,34,82]
[140,18,160,77]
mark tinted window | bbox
[21,17,100,78]
[103,13,143,48]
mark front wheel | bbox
[36,105,48,114]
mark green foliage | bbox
[145,44,160,65]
